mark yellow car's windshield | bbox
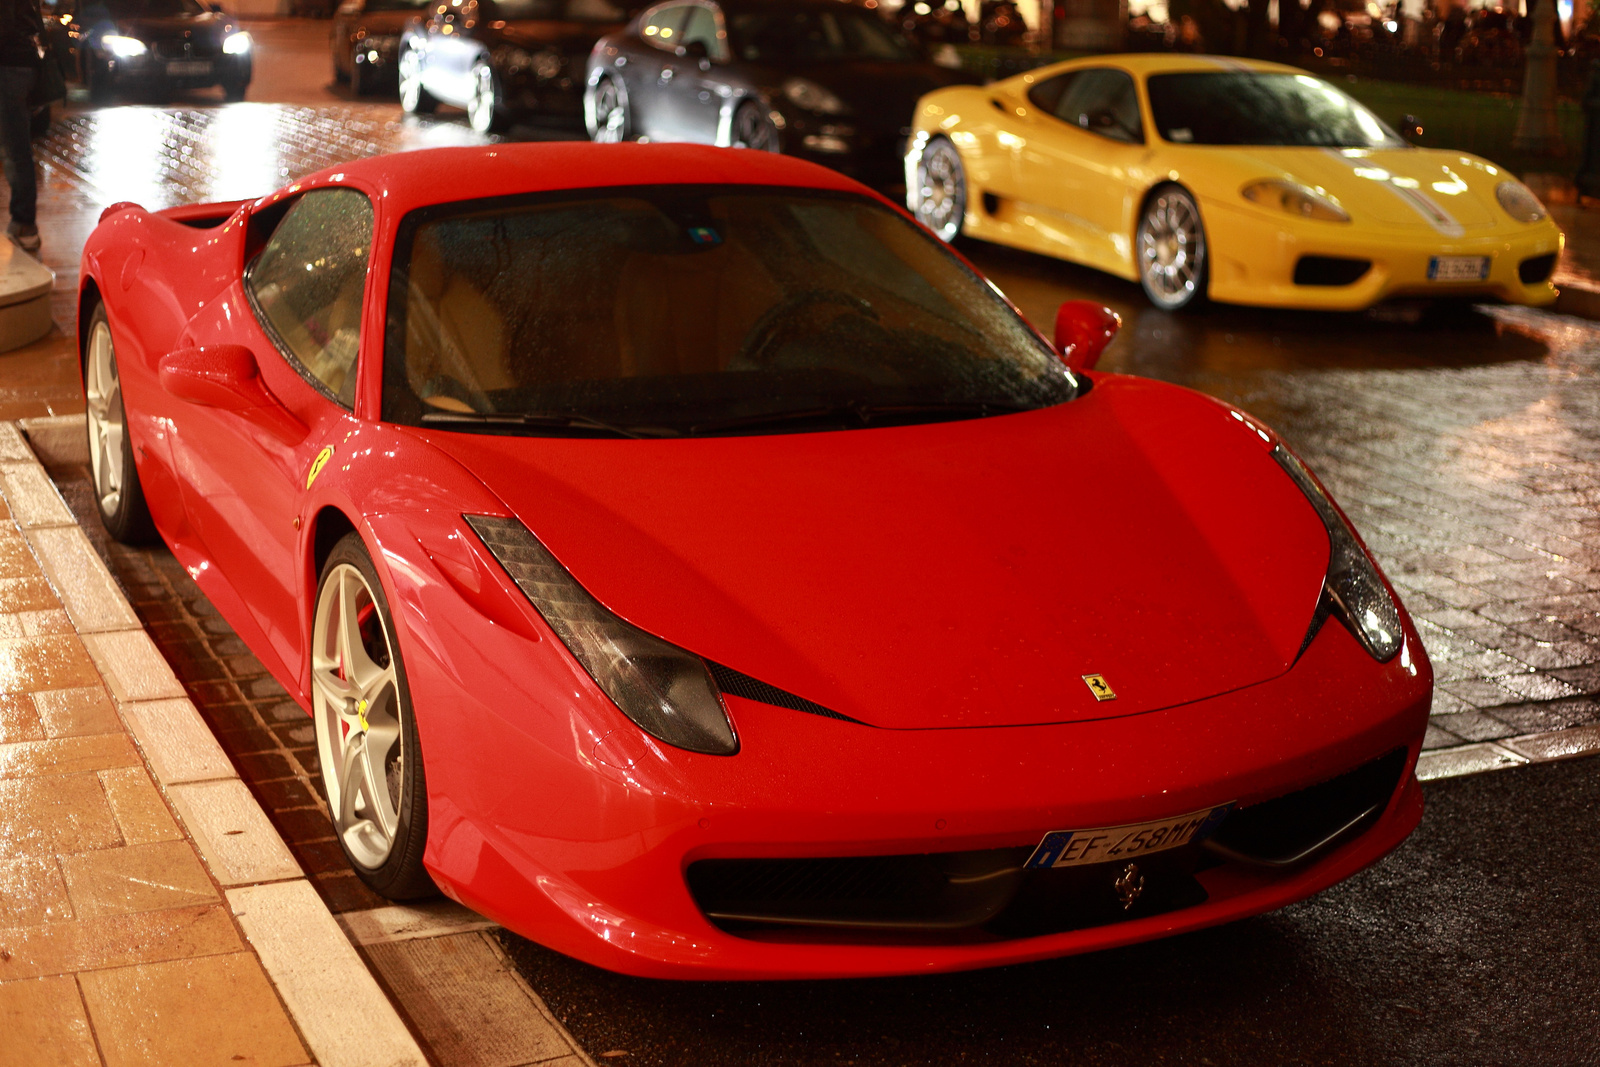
[1146,72,1403,148]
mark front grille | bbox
[1206,748,1407,866]
[152,39,217,59]
[688,750,1408,944]
[1294,255,1373,286]
[1519,252,1557,284]
[688,844,1209,942]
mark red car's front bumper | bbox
[371,514,1430,979]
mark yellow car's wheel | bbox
[913,136,966,243]
[1137,184,1208,311]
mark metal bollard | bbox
[1576,60,1600,200]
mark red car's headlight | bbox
[465,514,738,755]
[1272,446,1403,662]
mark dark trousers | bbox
[0,66,36,227]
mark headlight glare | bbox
[1272,446,1402,662]
[101,35,148,58]
[1241,179,1351,222]
[782,77,850,115]
[223,31,252,54]
[1495,180,1546,223]
[466,515,738,755]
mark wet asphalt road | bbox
[504,760,1600,1067]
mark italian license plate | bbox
[1428,255,1490,282]
[167,60,212,76]
[1024,804,1233,870]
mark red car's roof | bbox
[267,143,873,216]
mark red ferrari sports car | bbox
[79,142,1431,980]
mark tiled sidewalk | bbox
[0,423,424,1067]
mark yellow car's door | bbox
[1004,66,1146,279]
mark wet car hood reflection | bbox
[410,378,1330,730]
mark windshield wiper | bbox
[687,400,1032,436]
[419,411,673,439]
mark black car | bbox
[398,0,634,133]
[332,0,432,96]
[68,0,253,102]
[584,0,977,188]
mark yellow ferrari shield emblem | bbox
[1082,674,1116,701]
[305,446,334,489]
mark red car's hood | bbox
[411,376,1330,729]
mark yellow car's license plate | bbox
[1428,255,1490,282]
[1023,804,1233,870]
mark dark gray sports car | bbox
[583,0,976,188]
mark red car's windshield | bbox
[382,187,1076,437]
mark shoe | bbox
[6,223,39,254]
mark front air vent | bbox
[1205,747,1407,866]
[1518,253,1557,284]
[707,662,862,724]
[1293,256,1373,286]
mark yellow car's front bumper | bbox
[1202,199,1563,311]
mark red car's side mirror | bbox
[158,344,307,437]
[1053,301,1120,372]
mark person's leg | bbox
[0,66,39,250]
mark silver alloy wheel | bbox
[592,77,626,143]
[311,563,407,871]
[1137,187,1207,310]
[398,45,424,113]
[467,63,496,134]
[84,318,124,519]
[914,138,965,243]
[732,104,779,152]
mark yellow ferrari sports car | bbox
[905,55,1563,311]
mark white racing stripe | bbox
[1320,147,1465,237]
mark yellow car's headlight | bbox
[1495,180,1546,223]
[1241,179,1351,223]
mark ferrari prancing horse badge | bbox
[305,446,334,489]
[1082,674,1116,701]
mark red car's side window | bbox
[244,188,374,408]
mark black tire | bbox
[398,43,436,114]
[731,101,780,151]
[221,77,248,102]
[82,303,157,544]
[311,533,435,901]
[466,61,506,134]
[86,58,113,103]
[911,135,966,243]
[350,47,373,95]
[588,74,629,142]
[1136,183,1209,312]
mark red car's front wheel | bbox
[311,533,434,899]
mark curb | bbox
[18,412,602,1067]
[0,419,431,1067]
